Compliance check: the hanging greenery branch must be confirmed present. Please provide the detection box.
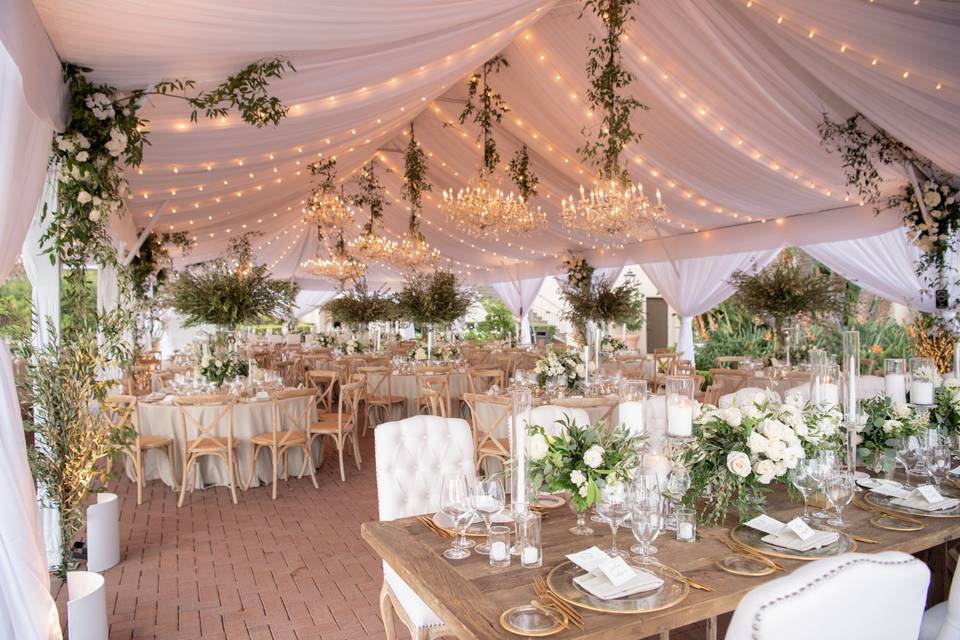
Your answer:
[507,144,539,201]
[350,160,389,234]
[578,0,649,183]
[458,54,510,175]
[127,230,194,303]
[308,157,339,194]
[402,123,432,234]
[165,233,299,328]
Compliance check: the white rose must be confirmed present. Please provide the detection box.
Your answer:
[752,391,768,406]
[766,438,787,462]
[75,150,89,162]
[75,133,90,149]
[105,128,128,157]
[747,431,769,455]
[893,402,912,419]
[773,461,787,476]
[755,459,775,484]
[761,419,787,441]
[578,484,589,497]
[88,210,100,222]
[77,190,92,204]
[214,360,222,368]
[782,449,802,470]
[583,445,604,469]
[742,403,762,420]
[882,419,901,434]
[722,406,743,427]
[569,469,586,486]
[528,433,549,461]
[726,451,752,478]
[924,191,942,208]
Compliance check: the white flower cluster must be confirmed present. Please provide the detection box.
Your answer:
[54,130,128,221]
[944,378,960,412]
[85,92,116,120]
[902,180,958,253]
[563,254,591,289]
[913,365,941,385]
[534,350,583,385]
[342,338,361,354]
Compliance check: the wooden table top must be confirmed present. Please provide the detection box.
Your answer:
[361,486,960,639]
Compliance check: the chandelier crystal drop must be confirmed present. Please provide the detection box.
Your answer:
[301,254,367,284]
[346,233,397,263]
[441,176,546,238]
[394,232,440,270]
[561,178,664,236]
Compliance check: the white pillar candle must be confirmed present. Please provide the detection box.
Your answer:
[667,399,693,437]
[644,452,670,486]
[521,546,539,565]
[618,401,646,436]
[820,382,839,406]
[911,380,934,405]
[678,522,694,541]
[583,345,590,387]
[884,374,907,404]
[491,541,508,561]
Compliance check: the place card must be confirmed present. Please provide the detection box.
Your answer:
[871,484,912,499]
[744,514,785,535]
[567,546,610,573]
[785,517,815,542]
[916,485,944,503]
[598,556,636,587]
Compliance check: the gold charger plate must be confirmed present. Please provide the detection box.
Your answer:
[870,514,924,531]
[863,490,960,519]
[729,525,857,561]
[545,560,688,615]
[715,553,775,577]
[499,605,567,637]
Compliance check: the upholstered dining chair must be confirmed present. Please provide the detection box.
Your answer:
[306,369,338,414]
[104,395,176,505]
[246,389,318,499]
[919,555,960,640]
[359,366,406,427]
[461,392,511,472]
[726,551,929,640]
[374,415,476,640]
[706,368,751,404]
[309,380,363,482]
[173,394,239,507]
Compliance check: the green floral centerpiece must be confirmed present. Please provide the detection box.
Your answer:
[601,335,626,354]
[857,395,922,472]
[685,394,837,526]
[527,417,644,535]
[314,333,335,348]
[408,340,460,362]
[200,355,249,386]
[341,337,363,355]
[533,350,584,391]
[935,378,960,436]
[558,253,644,344]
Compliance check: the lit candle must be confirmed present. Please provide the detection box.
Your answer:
[667,397,693,437]
[820,382,839,406]
[491,541,508,562]
[678,522,694,541]
[885,373,907,404]
[618,401,645,436]
[521,546,539,565]
[911,380,934,405]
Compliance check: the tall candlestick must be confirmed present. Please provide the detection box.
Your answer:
[583,345,590,388]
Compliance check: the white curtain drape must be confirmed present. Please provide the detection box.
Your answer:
[292,290,336,321]
[641,249,780,363]
[0,28,64,640]
[802,227,960,315]
[491,277,546,345]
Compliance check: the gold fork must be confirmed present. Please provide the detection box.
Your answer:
[719,536,785,571]
[533,576,584,630]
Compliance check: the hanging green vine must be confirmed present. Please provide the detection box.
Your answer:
[401,123,432,234]
[351,160,389,234]
[307,157,339,194]
[458,55,510,175]
[508,144,539,201]
[578,0,649,183]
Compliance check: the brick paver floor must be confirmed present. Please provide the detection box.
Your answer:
[53,435,726,639]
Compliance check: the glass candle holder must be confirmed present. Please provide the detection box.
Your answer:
[488,526,511,568]
[510,388,534,516]
[618,379,648,437]
[884,359,908,404]
[665,376,695,438]
[810,362,840,408]
[909,357,936,405]
[675,507,696,543]
[516,511,542,568]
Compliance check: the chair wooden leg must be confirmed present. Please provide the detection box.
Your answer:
[296,446,309,479]
[166,443,178,492]
[178,453,191,508]
[245,445,261,491]
[227,449,238,504]
[305,444,319,489]
[379,582,397,640]
[135,450,143,505]
[351,432,362,468]
[338,437,346,482]
[271,447,278,500]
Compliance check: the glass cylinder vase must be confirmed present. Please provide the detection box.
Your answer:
[909,357,936,406]
[842,330,860,472]
[509,387,534,517]
[884,358,908,404]
[618,379,648,437]
[665,376,695,438]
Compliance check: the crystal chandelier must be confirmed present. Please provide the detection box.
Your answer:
[302,192,350,228]
[394,232,440,270]
[347,232,397,263]
[301,254,366,283]
[561,179,664,236]
[442,176,545,237]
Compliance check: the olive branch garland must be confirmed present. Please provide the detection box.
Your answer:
[350,160,390,235]
[458,54,510,175]
[401,123,432,236]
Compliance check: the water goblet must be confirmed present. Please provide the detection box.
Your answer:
[596,483,631,558]
[810,450,837,519]
[791,459,821,521]
[630,495,663,564]
[824,471,855,528]
[440,474,474,560]
[470,477,505,555]
[925,446,951,490]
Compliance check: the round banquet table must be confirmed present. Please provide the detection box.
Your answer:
[131,395,319,490]
[365,370,470,418]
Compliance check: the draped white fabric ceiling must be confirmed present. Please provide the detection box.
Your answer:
[31,0,960,289]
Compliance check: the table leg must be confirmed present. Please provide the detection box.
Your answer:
[659,631,670,640]
[706,615,718,640]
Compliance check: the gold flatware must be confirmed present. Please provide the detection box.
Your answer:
[530,600,568,629]
[417,515,454,538]
[854,499,923,527]
[659,565,714,592]
[848,534,880,544]
[533,575,584,630]
[719,536,785,571]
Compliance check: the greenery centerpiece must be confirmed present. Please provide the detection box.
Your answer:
[322,281,398,336]
[559,253,644,346]
[396,270,474,341]
[533,350,585,391]
[199,355,249,386]
[856,395,922,472]
[408,339,460,362]
[601,335,627,354]
[935,378,960,437]
[340,337,363,355]
[527,416,644,534]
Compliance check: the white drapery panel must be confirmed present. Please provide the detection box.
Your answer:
[0,28,63,640]
[802,227,960,315]
[641,249,780,363]
[292,290,336,320]
[491,277,546,345]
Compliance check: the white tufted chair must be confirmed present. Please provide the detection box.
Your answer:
[718,387,781,409]
[375,415,476,640]
[859,374,886,400]
[530,404,590,437]
[726,551,929,640]
[919,559,960,640]
[784,383,810,405]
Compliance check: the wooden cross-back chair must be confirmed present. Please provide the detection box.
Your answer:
[358,366,406,427]
[104,394,175,505]
[246,389,318,499]
[173,394,239,507]
[706,368,752,405]
[416,373,451,418]
[467,368,506,394]
[306,369,339,414]
[461,392,512,472]
[309,380,363,482]
[418,387,447,417]
[553,396,618,428]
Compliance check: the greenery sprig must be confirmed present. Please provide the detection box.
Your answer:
[578,0,649,182]
[507,144,539,201]
[308,157,339,195]
[322,282,399,328]
[351,160,389,234]
[559,253,644,334]
[401,124,432,234]
[459,55,510,175]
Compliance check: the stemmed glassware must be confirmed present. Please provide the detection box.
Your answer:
[440,474,476,560]
[924,446,951,490]
[824,471,855,528]
[790,459,821,522]
[810,449,837,519]
[896,437,922,488]
[630,493,663,565]
[470,477,505,555]
[662,464,690,529]
[596,483,631,558]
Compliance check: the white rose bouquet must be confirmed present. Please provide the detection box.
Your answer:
[935,378,960,436]
[685,396,810,526]
[199,356,249,386]
[314,333,335,347]
[341,338,363,355]
[526,416,644,513]
[601,335,626,354]
[533,349,584,391]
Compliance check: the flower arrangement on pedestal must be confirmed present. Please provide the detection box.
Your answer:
[601,335,626,354]
[527,417,644,515]
[314,333,335,348]
[558,253,644,347]
[408,340,460,362]
[533,350,584,391]
[935,378,960,436]
[857,395,923,472]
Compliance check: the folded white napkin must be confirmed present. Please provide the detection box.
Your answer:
[761,528,839,552]
[891,492,960,512]
[572,567,663,600]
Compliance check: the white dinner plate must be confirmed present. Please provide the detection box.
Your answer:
[857,477,902,490]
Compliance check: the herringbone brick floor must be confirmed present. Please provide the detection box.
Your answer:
[52,435,724,639]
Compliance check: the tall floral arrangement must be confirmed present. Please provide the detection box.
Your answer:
[396,270,474,328]
[857,395,922,471]
[322,282,398,329]
[534,350,585,391]
[559,253,644,340]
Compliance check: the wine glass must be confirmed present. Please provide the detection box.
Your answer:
[663,464,691,529]
[824,471,855,528]
[596,483,631,558]
[470,477,505,555]
[790,459,821,521]
[810,450,837,519]
[925,446,951,490]
[630,494,663,564]
[895,437,921,487]
[440,474,474,560]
